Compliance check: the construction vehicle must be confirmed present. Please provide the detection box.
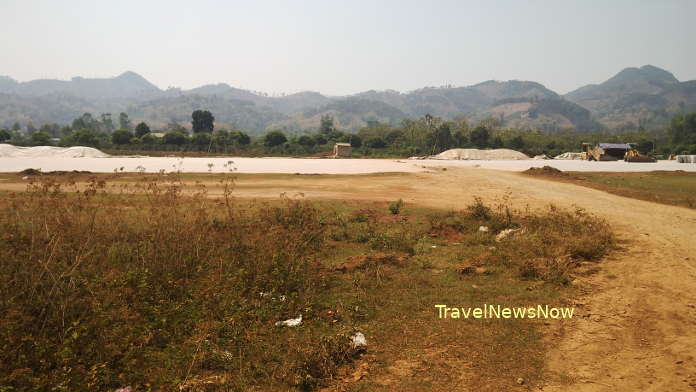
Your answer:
[582,143,656,162]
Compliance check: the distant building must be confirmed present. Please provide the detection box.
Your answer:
[333,143,352,158]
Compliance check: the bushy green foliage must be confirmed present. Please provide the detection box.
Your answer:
[134,122,150,138]
[264,130,288,147]
[111,129,134,145]
[388,199,404,215]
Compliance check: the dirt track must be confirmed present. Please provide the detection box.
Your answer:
[2,167,695,389]
[227,167,696,391]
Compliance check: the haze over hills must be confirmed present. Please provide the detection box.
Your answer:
[1,65,694,135]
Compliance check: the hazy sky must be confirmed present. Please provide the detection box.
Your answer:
[1,0,694,95]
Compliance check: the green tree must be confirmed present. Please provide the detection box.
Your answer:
[140,133,157,145]
[470,125,490,148]
[11,122,21,132]
[192,132,212,147]
[366,137,387,148]
[134,122,151,138]
[39,123,61,137]
[164,131,189,146]
[30,131,51,146]
[192,110,215,133]
[26,122,37,135]
[349,134,362,148]
[232,131,251,146]
[431,123,452,153]
[509,135,525,150]
[119,113,132,130]
[319,114,335,134]
[264,130,287,147]
[314,134,327,145]
[297,135,316,147]
[0,129,11,142]
[111,129,134,145]
[72,113,98,131]
[64,129,101,147]
[100,113,114,132]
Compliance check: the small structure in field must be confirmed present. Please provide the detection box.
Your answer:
[333,143,352,158]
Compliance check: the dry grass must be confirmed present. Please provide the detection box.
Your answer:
[0,175,615,391]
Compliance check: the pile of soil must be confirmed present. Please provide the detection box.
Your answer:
[523,165,569,177]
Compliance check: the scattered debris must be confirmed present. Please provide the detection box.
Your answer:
[516,377,525,385]
[275,315,302,327]
[351,332,367,349]
[495,228,523,242]
[533,154,550,160]
[478,226,489,232]
[114,387,133,392]
[457,263,476,275]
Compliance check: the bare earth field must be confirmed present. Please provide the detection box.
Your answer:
[1,156,696,173]
[1,167,695,390]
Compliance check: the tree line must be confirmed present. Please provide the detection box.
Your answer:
[1,110,695,158]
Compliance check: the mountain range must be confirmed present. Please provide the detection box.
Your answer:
[1,65,694,135]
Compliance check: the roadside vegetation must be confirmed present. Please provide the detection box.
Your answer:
[2,110,695,158]
[525,168,696,209]
[0,174,615,391]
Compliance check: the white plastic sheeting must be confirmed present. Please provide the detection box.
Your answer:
[0,144,109,158]
[431,148,529,160]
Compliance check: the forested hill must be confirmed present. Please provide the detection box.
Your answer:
[1,65,693,134]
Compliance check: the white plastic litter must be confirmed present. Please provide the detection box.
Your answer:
[351,332,367,349]
[478,226,489,232]
[275,315,302,327]
[496,228,522,242]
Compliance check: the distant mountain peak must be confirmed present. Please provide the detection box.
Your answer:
[609,65,678,85]
[117,71,144,79]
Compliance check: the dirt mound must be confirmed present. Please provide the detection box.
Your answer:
[523,165,568,177]
[0,144,109,158]
[430,148,529,160]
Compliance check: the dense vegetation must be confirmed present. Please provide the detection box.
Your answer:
[2,110,696,158]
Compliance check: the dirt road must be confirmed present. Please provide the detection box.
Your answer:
[2,167,695,389]
[226,167,696,391]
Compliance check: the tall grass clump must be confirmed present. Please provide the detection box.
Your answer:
[0,177,353,391]
[429,197,616,285]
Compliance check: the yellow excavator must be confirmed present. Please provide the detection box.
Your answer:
[582,143,656,162]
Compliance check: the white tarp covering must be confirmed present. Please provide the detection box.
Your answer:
[431,148,529,160]
[0,144,109,158]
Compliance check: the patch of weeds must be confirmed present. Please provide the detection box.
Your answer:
[388,199,405,215]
